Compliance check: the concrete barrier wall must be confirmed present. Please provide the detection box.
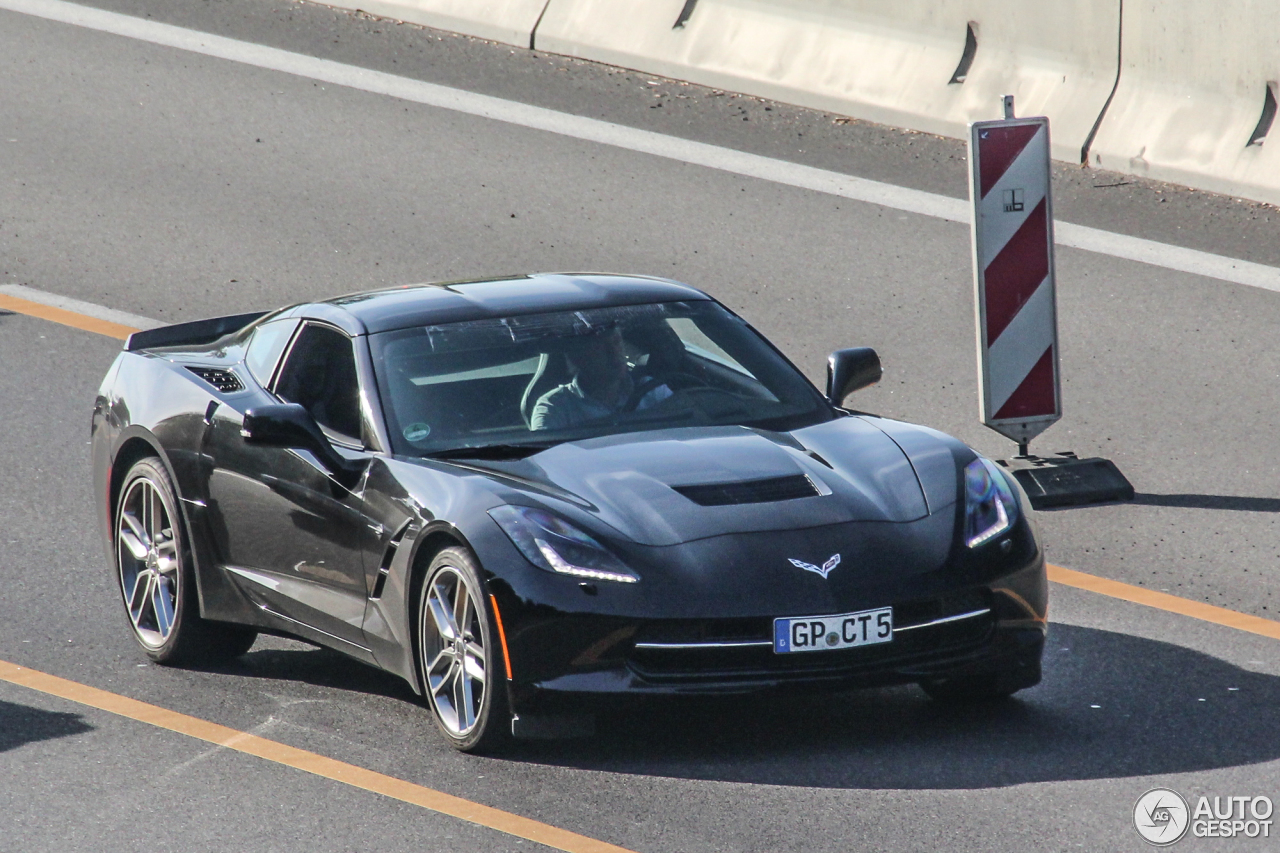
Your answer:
[326,0,549,47]
[326,0,1280,206]
[535,0,1121,163]
[1089,1,1280,206]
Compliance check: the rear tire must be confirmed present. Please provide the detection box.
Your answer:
[114,457,257,665]
[416,546,510,753]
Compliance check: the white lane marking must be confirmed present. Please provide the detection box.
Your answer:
[0,284,161,329]
[1053,222,1280,291]
[4,0,1280,293]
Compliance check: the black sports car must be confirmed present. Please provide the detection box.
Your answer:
[92,273,1046,751]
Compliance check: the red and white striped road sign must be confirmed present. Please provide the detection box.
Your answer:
[968,116,1061,447]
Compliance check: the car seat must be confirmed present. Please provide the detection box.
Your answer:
[520,351,572,428]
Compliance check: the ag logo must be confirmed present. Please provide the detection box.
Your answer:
[788,554,841,579]
[1134,788,1190,846]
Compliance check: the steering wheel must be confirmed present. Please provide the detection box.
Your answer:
[665,385,758,419]
[623,372,701,411]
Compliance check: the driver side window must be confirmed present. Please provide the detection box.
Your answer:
[274,324,363,444]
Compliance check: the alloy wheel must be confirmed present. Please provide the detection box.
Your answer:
[116,476,181,649]
[420,565,488,736]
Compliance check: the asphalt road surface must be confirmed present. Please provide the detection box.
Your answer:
[2,2,1279,851]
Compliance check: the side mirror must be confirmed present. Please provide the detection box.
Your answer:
[242,403,364,483]
[826,347,882,407]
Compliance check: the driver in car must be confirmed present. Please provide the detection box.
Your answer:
[531,327,673,431]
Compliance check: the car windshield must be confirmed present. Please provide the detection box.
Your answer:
[369,300,833,457]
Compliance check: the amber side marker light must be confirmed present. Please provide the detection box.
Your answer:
[490,594,514,681]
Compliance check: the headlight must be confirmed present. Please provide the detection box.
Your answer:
[488,506,639,583]
[963,457,1018,548]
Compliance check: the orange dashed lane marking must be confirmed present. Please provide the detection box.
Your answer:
[0,292,140,339]
[0,660,635,853]
[1047,563,1280,642]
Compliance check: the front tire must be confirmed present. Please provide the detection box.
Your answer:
[417,546,509,753]
[920,660,1041,702]
[115,457,257,664]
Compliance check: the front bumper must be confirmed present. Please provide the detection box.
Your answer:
[476,483,1049,714]
[500,558,1046,712]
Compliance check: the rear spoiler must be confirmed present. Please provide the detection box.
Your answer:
[125,311,267,352]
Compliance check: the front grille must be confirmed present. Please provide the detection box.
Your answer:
[673,474,819,506]
[185,366,244,393]
[634,617,770,647]
[627,590,994,683]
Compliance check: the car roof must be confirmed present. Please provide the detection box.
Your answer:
[288,273,712,335]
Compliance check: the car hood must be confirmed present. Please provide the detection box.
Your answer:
[466,418,961,547]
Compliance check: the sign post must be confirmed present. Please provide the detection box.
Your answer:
[969,101,1060,457]
[967,97,1134,508]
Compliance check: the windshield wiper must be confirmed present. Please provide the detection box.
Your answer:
[425,442,556,461]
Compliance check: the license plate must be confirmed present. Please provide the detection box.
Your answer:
[773,607,893,654]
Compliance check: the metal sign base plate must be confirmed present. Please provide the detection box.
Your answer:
[999,453,1135,510]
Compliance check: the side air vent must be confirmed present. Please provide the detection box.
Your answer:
[370,522,412,600]
[673,474,819,506]
[185,366,245,393]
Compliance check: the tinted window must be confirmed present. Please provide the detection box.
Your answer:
[370,301,831,456]
[275,324,362,442]
[244,318,300,386]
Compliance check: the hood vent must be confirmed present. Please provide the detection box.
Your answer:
[186,366,244,393]
[673,474,819,506]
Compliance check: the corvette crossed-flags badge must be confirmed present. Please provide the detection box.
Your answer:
[788,554,841,579]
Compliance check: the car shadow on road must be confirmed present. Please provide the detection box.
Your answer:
[1130,493,1280,512]
[0,699,94,753]
[505,624,1280,790]
[1037,492,1280,513]
[193,646,421,705]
